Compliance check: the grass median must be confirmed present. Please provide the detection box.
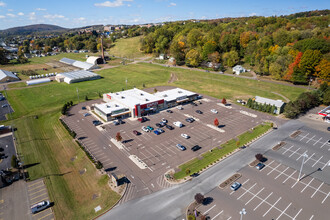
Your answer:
[173,122,272,180]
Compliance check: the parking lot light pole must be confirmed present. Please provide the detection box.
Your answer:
[297,153,308,181]
[239,208,246,220]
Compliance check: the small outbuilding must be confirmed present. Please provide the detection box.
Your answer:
[0,69,20,83]
[56,70,101,84]
[86,56,104,65]
[59,58,99,71]
[232,65,245,75]
[26,78,51,86]
[255,96,285,114]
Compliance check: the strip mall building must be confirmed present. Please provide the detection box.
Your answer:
[94,88,198,121]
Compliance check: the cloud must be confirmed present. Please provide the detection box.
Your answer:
[18,12,24,16]
[0,1,6,7]
[44,14,65,19]
[78,17,85,21]
[168,2,176,7]
[36,8,46,11]
[28,12,36,20]
[94,0,133,8]
[7,9,13,11]
[0,15,5,19]
[249,12,257,16]
[6,13,15,18]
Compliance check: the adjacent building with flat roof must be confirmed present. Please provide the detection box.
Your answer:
[55,70,101,84]
[154,88,198,108]
[255,96,285,114]
[94,102,130,121]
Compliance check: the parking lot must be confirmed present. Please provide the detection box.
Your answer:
[0,98,13,121]
[63,94,283,203]
[197,158,329,220]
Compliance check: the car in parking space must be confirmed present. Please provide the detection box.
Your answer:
[92,120,102,126]
[327,139,330,144]
[160,122,166,127]
[154,130,160,135]
[177,106,183,110]
[31,200,51,214]
[181,133,190,139]
[83,113,90,117]
[81,106,86,110]
[138,117,147,123]
[256,163,265,170]
[185,118,195,123]
[157,128,164,133]
[167,110,173,113]
[173,121,183,127]
[196,110,203,114]
[191,102,198,106]
[176,144,186,151]
[118,119,125,124]
[133,130,140,135]
[211,109,218,114]
[230,182,241,191]
[142,126,149,132]
[155,123,162,127]
[2,104,8,108]
[191,145,201,151]
[166,125,174,130]
[161,118,167,123]
[327,127,330,131]
[147,126,154,131]
[113,121,119,125]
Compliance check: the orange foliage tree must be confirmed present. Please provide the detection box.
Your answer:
[283,52,303,81]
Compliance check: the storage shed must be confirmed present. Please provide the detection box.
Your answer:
[0,69,20,83]
[59,58,99,71]
[26,78,51,86]
[56,70,101,84]
[86,56,104,65]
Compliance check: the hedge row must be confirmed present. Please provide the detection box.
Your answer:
[75,140,103,170]
[59,118,76,138]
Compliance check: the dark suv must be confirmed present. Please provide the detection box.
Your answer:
[191,145,201,151]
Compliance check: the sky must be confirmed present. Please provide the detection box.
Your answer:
[0,0,328,30]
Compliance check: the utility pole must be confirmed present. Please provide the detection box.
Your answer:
[297,153,308,181]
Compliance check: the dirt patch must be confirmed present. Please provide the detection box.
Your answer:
[168,72,177,83]
[46,60,79,72]
[79,168,86,175]
[273,141,286,151]
[219,173,241,189]
[249,159,260,167]
[290,130,301,138]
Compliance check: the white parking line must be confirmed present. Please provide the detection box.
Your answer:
[313,137,322,146]
[304,153,315,164]
[211,210,223,220]
[320,141,327,149]
[306,135,315,143]
[226,217,231,220]
[291,179,299,188]
[301,178,314,193]
[312,156,323,167]
[293,208,302,220]
[264,160,274,169]
[321,192,329,204]
[203,204,216,215]
[276,202,291,220]
[296,150,308,161]
[245,187,264,205]
[275,167,289,179]
[282,145,294,154]
[300,133,309,141]
[238,183,257,200]
[321,159,330,170]
[289,147,301,157]
[311,182,324,198]
[263,197,281,217]
[267,164,281,176]
[309,215,314,220]
[283,170,296,183]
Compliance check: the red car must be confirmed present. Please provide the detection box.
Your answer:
[133,130,140,135]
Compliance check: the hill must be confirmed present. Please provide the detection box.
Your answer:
[0,24,67,37]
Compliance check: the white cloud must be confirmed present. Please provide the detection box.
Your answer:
[44,14,65,19]
[0,15,5,19]
[28,12,36,20]
[0,1,6,7]
[18,12,24,16]
[7,9,13,11]
[78,17,85,21]
[168,2,176,7]
[94,0,133,8]
[36,8,46,11]
[6,13,15,18]
[249,12,257,16]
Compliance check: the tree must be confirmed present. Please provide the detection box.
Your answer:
[323,89,330,105]
[116,132,122,142]
[89,42,98,53]
[255,153,264,162]
[202,41,217,61]
[314,59,330,82]
[299,49,322,78]
[221,98,227,105]
[0,48,9,65]
[194,193,204,204]
[11,155,18,168]
[222,50,239,67]
[85,95,88,101]
[214,118,219,127]
[208,51,220,64]
[185,49,201,67]
[154,88,158,93]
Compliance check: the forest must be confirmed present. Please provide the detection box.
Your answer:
[141,10,330,84]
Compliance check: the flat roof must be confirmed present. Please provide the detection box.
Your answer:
[95,102,128,115]
[59,57,96,70]
[154,88,197,102]
[255,96,285,108]
[107,88,163,108]
[57,70,99,80]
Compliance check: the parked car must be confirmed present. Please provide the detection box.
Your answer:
[177,106,183,110]
[167,110,173,113]
[81,106,86,110]
[155,123,162,127]
[147,126,154,131]
[31,200,51,214]
[92,120,102,126]
[191,102,198,106]
[157,128,164,133]
[113,121,119,125]
[327,139,330,144]
[196,110,203,114]
[211,109,218,114]
[161,118,168,123]
[133,130,140,135]
[138,117,147,123]
[160,122,166,127]
[118,119,125,124]
[181,133,190,139]
[256,163,265,170]
[154,130,160,135]
[142,126,149,132]
[185,118,195,123]
[190,173,199,177]
[173,121,183,127]
[191,145,201,151]
[176,144,186,151]
[327,127,330,131]
[1,104,8,108]
[166,125,174,130]
[230,182,241,191]
[83,113,90,117]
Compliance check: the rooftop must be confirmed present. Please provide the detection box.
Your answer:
[0,69,19,81]
[255,96,285,108]
[57,70,99,80]
[154,88,197,102]
[95,102,128,115]
[59,58,97,70]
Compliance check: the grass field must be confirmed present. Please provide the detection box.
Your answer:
[173,123,272,179]
[108,36,145,59]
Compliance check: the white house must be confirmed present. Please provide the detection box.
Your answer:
[232,65,246,75]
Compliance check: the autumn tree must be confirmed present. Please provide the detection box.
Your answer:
[283,52,303,81]
[116,132,122,142]
[194,193,204,204]
[202,41,217,61]
[222,50,239,67]
[208,51,221,63]
[314,59,330,82]
[299,49,322,78]
[221,98,227,105]
[185,49,201,67]
[214,118,219,127]
[255,153,264,162]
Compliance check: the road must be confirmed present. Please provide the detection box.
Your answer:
[98,120,304,220]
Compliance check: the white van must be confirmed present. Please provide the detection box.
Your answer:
[173,121,183,128]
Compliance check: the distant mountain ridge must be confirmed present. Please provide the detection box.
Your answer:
[0,24,67,37]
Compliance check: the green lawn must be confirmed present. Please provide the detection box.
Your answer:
[173,123,272,179]
[108,36,145,59]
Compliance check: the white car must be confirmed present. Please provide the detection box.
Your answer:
[161,118,168,123]
[177,106,183,110]
[173,121,183,128]
[211,109,218,114]
[142,126,149,132]
[181,133,190,139]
